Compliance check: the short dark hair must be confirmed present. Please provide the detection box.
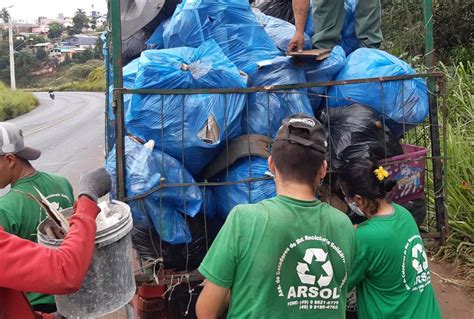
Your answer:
[338,159,396,200]
[271,126,325,186]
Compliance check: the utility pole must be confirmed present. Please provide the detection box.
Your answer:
[2,5,15,90]
[8,22,15,90]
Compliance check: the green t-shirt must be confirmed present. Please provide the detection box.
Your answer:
[199,195,356,318]
[0,171,74,308]
[348,204,441,319]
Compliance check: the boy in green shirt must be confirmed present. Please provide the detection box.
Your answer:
[196,115,356,318]
[339,159,441,319]
[0,122,74,313]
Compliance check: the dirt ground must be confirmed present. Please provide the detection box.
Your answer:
[430,260,473,319]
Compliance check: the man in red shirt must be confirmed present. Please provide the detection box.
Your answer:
[0,167,111,319]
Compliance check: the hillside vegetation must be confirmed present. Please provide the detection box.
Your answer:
[0,83,39,121]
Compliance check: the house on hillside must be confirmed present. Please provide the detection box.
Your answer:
[50,45,86,63]
[65,34,98,48]
[31,42,53,54]
[32,16,73,34]
[33,17,58,34]
[94,16,107,28]
[0,23,38,34]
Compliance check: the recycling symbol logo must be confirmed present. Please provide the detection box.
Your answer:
[411,243,428,273]
[296,248,334,287]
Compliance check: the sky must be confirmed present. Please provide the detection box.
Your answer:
[2,0,107,23]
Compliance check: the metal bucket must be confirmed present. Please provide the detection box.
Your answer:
[37,200,135,318]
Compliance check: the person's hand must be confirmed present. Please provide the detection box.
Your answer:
[78,167,112,202]
[288,32,305,52]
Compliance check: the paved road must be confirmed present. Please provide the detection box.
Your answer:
[3,92,106,195]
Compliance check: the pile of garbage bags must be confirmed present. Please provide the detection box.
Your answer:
[328,48,429,137]
[162,0,281,72]
[106,137,202,244]
[104,0,430,268]
[126,40,247,175]
[243,56,314,136]
[212,156,276,219]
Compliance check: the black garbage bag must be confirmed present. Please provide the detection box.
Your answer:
[256,0,295,24]
[400,198,427,227]
[167,281,203,318]
[122,0,179,65]
[132,214,221,271]
[319,103,403,170]
[122,29,150,66]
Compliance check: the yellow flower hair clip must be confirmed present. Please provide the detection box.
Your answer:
[374,166,389,181]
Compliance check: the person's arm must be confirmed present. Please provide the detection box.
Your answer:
[0,167,111,295]
[196,280,230,319]
[288,0,310,52]
[196,207,244,318]
[0,196,100,294]
[348,237,370,291]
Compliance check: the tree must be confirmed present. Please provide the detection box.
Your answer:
[93,38,103,59]
[29,34,47,45]
[35,48,47,61]
[90,18,97,31]
[0,7,10,23]
[67,26,81,36]
[73,48,94,64]
[96,24,106,33]
[433,0,474,61]
[0,42,11,84]
[13,34,47,51]
[72,9,89,32]
[14,38,26,51]
[14,49,38,87]
[63,54,72,66]
[48,22,65,40]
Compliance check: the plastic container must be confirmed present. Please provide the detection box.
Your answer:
[37,200,136,318]
[379,144,429,203]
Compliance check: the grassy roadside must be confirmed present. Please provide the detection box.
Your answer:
[30,61,105,92]
[0,83,39,121]
[434,62,474,281]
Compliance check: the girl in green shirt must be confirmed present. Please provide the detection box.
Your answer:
[338,159,441,319]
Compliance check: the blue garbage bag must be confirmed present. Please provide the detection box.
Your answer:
[146,18,171,50]
[107,59,138,121]
[328,48,429,137]
[243,56,314,137]
[200,186,217,220]
[340,0,359,55]
[126,40,247,175]
[304,46,346,111]
[123,58,140,113]
[253,9,311,52]
[212,156,276,219]
[106,58,140,151]
[106,136,202,244]
[162,0,281,72]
